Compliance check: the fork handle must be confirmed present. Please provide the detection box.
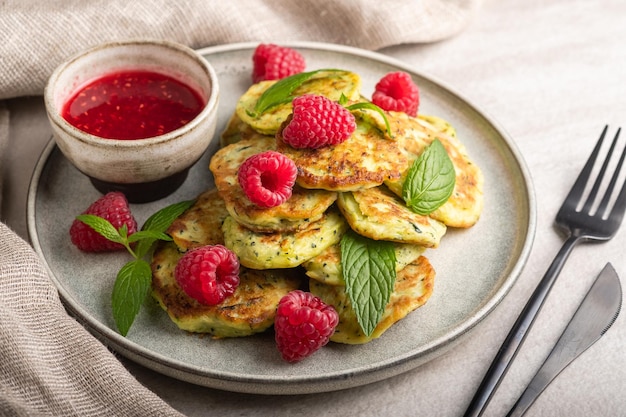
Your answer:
[463,235,581,417]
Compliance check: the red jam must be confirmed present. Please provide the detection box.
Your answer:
[61,70,205,140]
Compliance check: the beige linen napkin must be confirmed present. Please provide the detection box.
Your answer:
[0,103,7,213]
[0,1,479,415]
[0,223,183,417]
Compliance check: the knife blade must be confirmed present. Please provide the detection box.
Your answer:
[506,262,622,417]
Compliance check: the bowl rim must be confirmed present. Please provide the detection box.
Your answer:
[43,38,220,148]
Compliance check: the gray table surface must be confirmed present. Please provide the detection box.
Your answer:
[3,1,626,416]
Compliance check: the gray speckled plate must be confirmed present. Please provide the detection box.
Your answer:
[27,42,536,395]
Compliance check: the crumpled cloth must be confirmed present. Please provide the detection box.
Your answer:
[0,102,7,213]
[0,0,480,100]
[0,223,183,417]
[0,1,479,415]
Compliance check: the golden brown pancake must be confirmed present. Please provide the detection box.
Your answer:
[276,116,409,192]
[222,208,348,270]
[303,242,425,286]
[166,188,229,252]
[209,137,338,233]
[337,186,447,248]
[383,112,484,228]
[236,70,362,135]
[151,241,302,338]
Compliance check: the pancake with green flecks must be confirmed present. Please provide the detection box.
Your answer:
[236,69,362,135]
[209,137,338,233]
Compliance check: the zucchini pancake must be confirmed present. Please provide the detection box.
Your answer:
[151,68,484,346]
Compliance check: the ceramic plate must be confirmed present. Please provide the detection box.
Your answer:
[27,42,536,395]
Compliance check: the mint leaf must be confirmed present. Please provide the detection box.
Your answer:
[127,230,172,244]
[111,259,152,336]
[76,214,124,245]
[141,199,195,232]
[402,139,456,215]
[134,199,194,258]
[341,230,396,337]
[253,69,342,115]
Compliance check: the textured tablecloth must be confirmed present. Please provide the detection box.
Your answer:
[0,1,481,416]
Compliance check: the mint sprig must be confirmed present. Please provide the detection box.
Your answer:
[341,230,397,337]
[402,139,456,215]
[76,199,194,336]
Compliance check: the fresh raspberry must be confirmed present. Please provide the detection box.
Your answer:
[252,43,306,83]
[238,150,297,208]
[372,71,420,117]
[274,290,339,363]
[174,245,240,306]
[70,191,138,252]
[281,94,356,149]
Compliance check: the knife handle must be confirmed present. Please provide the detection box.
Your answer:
[463,236,581,417]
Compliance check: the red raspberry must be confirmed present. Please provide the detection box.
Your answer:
[238,150,297,208]
[274,290,339,363]
[281,94,356,149]
[372,71,420,117]
[252,43,306,83]
[70,191,138,252]
[174,245,240,306]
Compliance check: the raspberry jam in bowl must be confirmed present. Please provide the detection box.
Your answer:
[44,40,219,203]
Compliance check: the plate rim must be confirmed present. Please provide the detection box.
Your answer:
[27,41,537,395]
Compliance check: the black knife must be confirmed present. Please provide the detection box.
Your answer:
[506,262,622,416]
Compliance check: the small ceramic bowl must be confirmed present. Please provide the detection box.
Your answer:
[44,39,219,203]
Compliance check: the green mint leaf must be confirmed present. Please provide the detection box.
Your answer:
[341,230,396,337]
[111,259,152,336]
[134,199,194,258]
[127,230,172,244]
[141,199,195,232]
[402,139,456,215]
[76,214,124,245]
[253,69,342,115]
[118,224,128,240]
[346,101,393,138]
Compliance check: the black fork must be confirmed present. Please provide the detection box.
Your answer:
[464,125,626,417]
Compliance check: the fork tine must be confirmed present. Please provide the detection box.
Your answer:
[609,169,626,228]
[582,127,618,213]
[564,125,608,208]
[597,128,626,218]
